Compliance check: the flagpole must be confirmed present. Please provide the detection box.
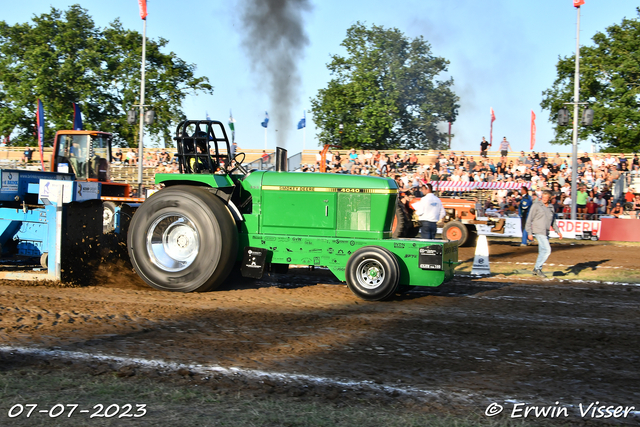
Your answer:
[264,127,267,150]
[303,126,306,151]
[137,16,147,197]
[570,5,581,221]
[36,100,45,171]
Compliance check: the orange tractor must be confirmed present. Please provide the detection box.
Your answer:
[49,130,144,232]
[394,196,505,246]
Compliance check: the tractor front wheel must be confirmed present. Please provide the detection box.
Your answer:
[345,246,400,301]
[128,186,238,292]
[442,221,469,247]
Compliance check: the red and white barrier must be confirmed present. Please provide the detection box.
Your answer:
[428,181,531,191]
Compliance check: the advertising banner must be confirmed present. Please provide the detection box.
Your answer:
[475,218,601,239]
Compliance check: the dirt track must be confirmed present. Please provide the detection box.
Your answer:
[0,242,639,422]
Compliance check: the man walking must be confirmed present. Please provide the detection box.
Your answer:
[499,137,512,158]
[518,186,533,246]
[525,190,563,278]
[413,183,445,239]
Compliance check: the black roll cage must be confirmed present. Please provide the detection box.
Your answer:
[174,120,233,174]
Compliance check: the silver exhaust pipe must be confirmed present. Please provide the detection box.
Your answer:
[275,147,288,172]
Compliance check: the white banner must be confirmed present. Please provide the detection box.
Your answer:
[475,217,601,239]
[551,219,601,239]
[476,217,522,237]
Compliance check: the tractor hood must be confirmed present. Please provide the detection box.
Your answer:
[261,171,398,192]
[242,171,398,239]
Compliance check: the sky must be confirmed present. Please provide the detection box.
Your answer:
[3,0,639,155]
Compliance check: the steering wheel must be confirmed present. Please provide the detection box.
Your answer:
[228,152,248,175]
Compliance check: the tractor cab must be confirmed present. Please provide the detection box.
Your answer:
[173,120,246,177]
[52,131,112,182]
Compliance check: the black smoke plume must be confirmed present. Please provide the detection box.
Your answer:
[239,0,312,148]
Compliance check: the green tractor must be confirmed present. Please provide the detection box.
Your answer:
[127,120,458,301]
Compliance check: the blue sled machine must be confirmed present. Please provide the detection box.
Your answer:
[0,169,103,282]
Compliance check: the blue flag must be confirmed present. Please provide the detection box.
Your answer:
[261,111,269,128]
[72,102,83,130]
[297,110,306,130]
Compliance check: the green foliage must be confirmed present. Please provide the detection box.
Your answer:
[310,22,459,150]
[0,4,213,147]
[541,9,640,152]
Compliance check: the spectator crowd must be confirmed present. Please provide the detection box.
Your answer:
[111,147,179,174]
[106,142,640,219]
[305,148,640,219]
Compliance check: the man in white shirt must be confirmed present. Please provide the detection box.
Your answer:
[604,153,617,168]
[413,183,446,239]
[399,172,409,188]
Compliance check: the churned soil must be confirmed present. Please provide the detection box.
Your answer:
[0,241,639,423]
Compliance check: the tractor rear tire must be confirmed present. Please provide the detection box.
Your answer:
[392,202,418,238]
[442,221,469,247]
[392,204,406,238]
[345,246,400,301]
[127,186,238,292]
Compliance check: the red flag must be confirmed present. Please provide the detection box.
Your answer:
[530,111,537,150]
[574,0,584,7]
[490,107,496,144]
[138,0,148,20]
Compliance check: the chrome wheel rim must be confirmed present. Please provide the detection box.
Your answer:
[103,207,114,227]
[355,259,385,290]
[146,213,200,272]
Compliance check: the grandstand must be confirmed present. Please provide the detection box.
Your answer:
[2,145,637,215]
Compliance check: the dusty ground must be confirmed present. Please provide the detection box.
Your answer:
[0,241,639,424]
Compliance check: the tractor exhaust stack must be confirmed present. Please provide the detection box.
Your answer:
[275,147,288,172]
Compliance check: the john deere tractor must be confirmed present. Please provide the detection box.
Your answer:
[127,120,457,301]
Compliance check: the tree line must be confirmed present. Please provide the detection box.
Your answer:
[1,5,638,152]
[0,4,212,147]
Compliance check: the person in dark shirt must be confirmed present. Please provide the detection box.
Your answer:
[579,152,591,164]
[617,154,627,171]
[518,186,533,246]
[21,147,34,163]
[458,152,467,168]
[112,148,124,163]
[448,152,458,165]
[467,156,477,171]
[540,152,548,164]
[480,137,491,158]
